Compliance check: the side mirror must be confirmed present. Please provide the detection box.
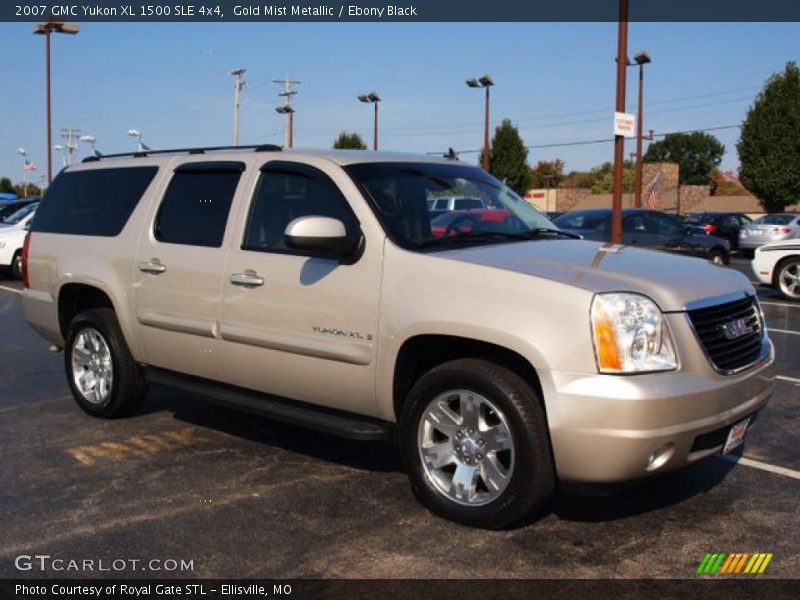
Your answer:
[284,216,361,258]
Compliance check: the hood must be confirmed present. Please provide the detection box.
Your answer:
[437,239,751,312]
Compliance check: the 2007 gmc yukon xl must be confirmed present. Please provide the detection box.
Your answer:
[22,147,774,528]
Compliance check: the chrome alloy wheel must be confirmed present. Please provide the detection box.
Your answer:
[71,327,114,405]
[778,261,800,300]
[418,389,515,506]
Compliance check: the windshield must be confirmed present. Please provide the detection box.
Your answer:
[2,202,38,225]
[345,162,553,249]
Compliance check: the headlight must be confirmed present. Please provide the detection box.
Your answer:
[590,293,677,373]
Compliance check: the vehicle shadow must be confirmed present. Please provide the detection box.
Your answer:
[141,384,403,473]
[553,456,738,523]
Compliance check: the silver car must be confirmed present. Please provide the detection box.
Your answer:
[739,213,800,250]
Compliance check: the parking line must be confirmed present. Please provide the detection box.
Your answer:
[761,300,800,309]
[776,375,800,384]
[721,455,800,481]
[768,328,800,336]
[0,285,20,294]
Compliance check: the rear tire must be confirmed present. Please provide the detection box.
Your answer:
[399,358,555,529]
[10,251,22,279]
[65,308,148,418]
[708,248,728,266]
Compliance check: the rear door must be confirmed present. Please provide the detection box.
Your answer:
[133,161,246,380]
[217,160,383,416]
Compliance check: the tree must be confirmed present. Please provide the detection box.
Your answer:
[643,132,724,185]
[333,132,366,150]
[487,119,532,195]
[710,169,747,197]
[589,160,635,194]
[529,159,565,189]
[738,61,800,212]
[0,177,15,194]
[14,182,43,197]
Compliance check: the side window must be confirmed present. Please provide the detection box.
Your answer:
[31,167,158,236]
[454,198,483,210]
[435,199,449,210]
[647,213,682,235]
[243,164,358,253]
[155,163,243,247]
[623,215,646,232]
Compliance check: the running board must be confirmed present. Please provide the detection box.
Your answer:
[146,368,395,441]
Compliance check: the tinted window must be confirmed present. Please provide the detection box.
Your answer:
[623,215,646,232]
[554,213,609,230]
[647,213,683,235]
[243,164,358,252]
[155,165,242,247]
[31,167,158,236]
[454,198,483,210]
[435,199,449,210]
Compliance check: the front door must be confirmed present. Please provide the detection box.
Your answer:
[218,161,383,417]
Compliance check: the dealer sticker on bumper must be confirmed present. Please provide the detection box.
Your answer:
[723,418,751,454]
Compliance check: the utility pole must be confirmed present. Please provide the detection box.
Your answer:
[33,21,79,184]
[611,0,629,244]
[230,68,247,146]
[60,128,80,166]
[274,78,300,148]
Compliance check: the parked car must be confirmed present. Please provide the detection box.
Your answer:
[546,211,564,221]
[751,240,800,301]
[427,196,485,219]
[0,201,38,278]
[22,147,773,529]
[0,198,39,222]
[739,213,800,252]
[682,212,752,251]
[430,209,526,237]
[554,208,731,265]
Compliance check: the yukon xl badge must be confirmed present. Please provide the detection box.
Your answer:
[720,318,754,340]
[313,326,373,341]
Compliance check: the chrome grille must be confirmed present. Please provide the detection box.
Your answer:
[687,295,764,373]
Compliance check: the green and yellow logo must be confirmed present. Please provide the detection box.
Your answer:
[697,552,773,574]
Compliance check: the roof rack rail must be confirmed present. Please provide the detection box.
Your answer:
[81,144,283,163]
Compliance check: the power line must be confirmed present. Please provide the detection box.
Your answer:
[450,124,742,155]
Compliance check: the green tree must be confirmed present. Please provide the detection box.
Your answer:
[333,132,367,150]
[643,132,724,185]
[0,177,15,194]
[738,61,800,212]
[529,159,565,189]
[486,119,532,195]
[589,160,635,194]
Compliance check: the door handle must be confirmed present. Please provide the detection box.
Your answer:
[139,260,166,274]
[230,272,265,287]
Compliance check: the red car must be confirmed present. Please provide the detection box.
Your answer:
[430,209,524,237]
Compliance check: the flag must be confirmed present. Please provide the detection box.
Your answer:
[644,172,661,209]
[23,160,37,172]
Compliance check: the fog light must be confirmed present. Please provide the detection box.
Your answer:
[645,443,675,471]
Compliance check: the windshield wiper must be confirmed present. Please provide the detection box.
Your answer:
[522,227,583,239]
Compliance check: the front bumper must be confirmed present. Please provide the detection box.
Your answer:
[544,333,774,484]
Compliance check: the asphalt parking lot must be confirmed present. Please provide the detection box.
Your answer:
[1,256,798,579]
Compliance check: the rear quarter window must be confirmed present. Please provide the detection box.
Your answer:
[31,167,158,236]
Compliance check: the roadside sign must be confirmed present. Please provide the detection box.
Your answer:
[614,112,636,137]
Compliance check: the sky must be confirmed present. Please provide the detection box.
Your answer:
[0,21,798,184]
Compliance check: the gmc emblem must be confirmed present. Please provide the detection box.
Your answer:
[720,318,754,340]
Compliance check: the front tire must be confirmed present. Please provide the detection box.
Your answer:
[708,248,728,266]
[776,258,800,301]
[11,251,22,279]
[65,308,148,418]
[399,358,555,529]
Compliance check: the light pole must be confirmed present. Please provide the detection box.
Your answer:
[79,134,101,157]
[53,144,67,167]
[611,0,629,245]
[33,21,79,184]
[358,92,381,150]
[633,51,651,208]
[230,68,247,146]
[127,129,150,152]
[17,148,28,197]
[466,74,494,171]
[275,105,295,148]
